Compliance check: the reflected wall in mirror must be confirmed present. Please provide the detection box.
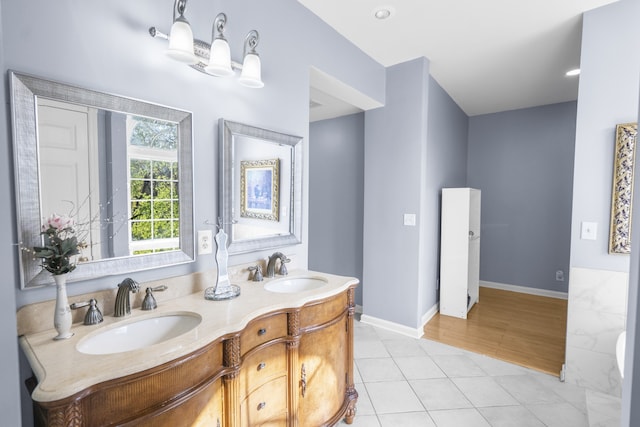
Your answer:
[219,119,302,254]
[10,71,195,288]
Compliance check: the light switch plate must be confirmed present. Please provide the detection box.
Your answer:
[403,213,416,226]
[581,222,597,240]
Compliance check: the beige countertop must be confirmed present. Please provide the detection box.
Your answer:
[19,269,358,403]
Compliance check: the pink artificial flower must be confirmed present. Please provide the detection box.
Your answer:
[43,214,75,231]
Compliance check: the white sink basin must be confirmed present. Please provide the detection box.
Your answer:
[264,276,328,293]
[77,312,201,355]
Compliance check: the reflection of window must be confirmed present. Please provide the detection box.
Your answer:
[127,116,179,255]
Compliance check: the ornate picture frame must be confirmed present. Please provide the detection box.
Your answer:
[609,123,638,254]
[240,159,280,221]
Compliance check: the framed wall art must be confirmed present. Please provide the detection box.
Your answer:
[240,159,280,221]
[609,122,638,254]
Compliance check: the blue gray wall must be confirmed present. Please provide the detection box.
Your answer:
[570,0,639,273]
[363,58,430,329]
[425,77,468,305]
[0,1,22,424]
[467,102,577,292]
[0,1,385,423]
[575,0,640,424]
[309,113,365,306]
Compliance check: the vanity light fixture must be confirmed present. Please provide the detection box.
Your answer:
[149,0,264,88]
[565,68,580,77]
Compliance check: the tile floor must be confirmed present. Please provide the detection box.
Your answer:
[339,318,621,427]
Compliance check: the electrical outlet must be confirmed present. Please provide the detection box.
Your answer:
[198,230,213,255]
[555,270,564,281]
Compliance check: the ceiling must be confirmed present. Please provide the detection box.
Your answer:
[302,0,618,121]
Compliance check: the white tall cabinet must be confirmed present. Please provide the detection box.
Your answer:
[439,188,481,319]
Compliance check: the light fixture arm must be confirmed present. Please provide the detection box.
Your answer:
[212,13,227,40]
[243,30,260,57]
[173,0,188,22]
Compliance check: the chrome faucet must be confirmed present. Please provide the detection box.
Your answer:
[266,252,290,278]
[114,278,140,317]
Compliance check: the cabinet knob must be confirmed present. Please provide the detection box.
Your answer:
[258,328,267,336]
[257,401,266,411]
[257,362,266,371]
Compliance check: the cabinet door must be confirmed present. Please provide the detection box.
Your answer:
[297,314,348,425]
[132,377,224,427]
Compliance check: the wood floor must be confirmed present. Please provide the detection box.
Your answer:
[423,287,568,376]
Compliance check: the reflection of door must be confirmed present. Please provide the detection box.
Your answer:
[38,99,100,260]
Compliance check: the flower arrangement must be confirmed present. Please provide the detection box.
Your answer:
[32,214,87,276]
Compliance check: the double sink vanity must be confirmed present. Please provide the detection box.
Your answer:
[19,269,359,426]
[9,72,347,426]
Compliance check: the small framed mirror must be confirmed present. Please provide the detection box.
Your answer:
[219,119,302,254]
[10,71,195,288]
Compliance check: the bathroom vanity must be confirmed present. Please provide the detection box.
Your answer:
[19,271,358,426]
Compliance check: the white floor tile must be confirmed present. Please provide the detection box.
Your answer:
[355,340,391,359]
[451,376,519,407]
[338,414,381,426]
[354,362,363,384]
[353,385,376,416]
[418,339,466,355]
[478,406,546,427]
[382,338,427,357]
[585,389,621,427]
[431,354,486,377]
[394,356,447,380]
[495,375,565,405]
[378,411,436,427]
[428,408,491,427]
[409,378,473,410]
[365,381,425,414]
[356,358,405,382]
[527,402,589,427]
[350,319,619,427]
[466,352,531,376]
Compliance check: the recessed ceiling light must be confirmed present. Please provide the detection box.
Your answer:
[565,68,580,77]
[373,6,395,20]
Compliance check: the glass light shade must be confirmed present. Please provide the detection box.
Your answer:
[167,18,197,64]
[205,38,234,77]
[238,53,264,88]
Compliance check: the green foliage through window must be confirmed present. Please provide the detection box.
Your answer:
[128,116,179,253]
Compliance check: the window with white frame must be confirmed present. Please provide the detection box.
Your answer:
[126,115,180,255]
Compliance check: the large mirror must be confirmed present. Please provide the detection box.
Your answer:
[10,71,195,288]
[219,119,302,254]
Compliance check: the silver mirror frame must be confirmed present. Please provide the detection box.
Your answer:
[9,71,195,288]
[219,119,302,254]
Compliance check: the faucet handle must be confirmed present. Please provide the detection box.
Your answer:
[141,285,168,310]
[248,265,263,281]
[71,298,103,325]
[279,257,290,276]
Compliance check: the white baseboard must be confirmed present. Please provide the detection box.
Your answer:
[360,303,439,339]
[480,280,568,300]
[421,303,439,326]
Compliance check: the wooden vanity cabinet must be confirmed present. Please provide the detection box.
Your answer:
[29,285,358,426]
[30,337,227,427]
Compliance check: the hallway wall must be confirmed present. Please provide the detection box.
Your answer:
[467,102,577,293]
[309,113,365,306]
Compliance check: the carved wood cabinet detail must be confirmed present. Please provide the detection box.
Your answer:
[29,286,358,426]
